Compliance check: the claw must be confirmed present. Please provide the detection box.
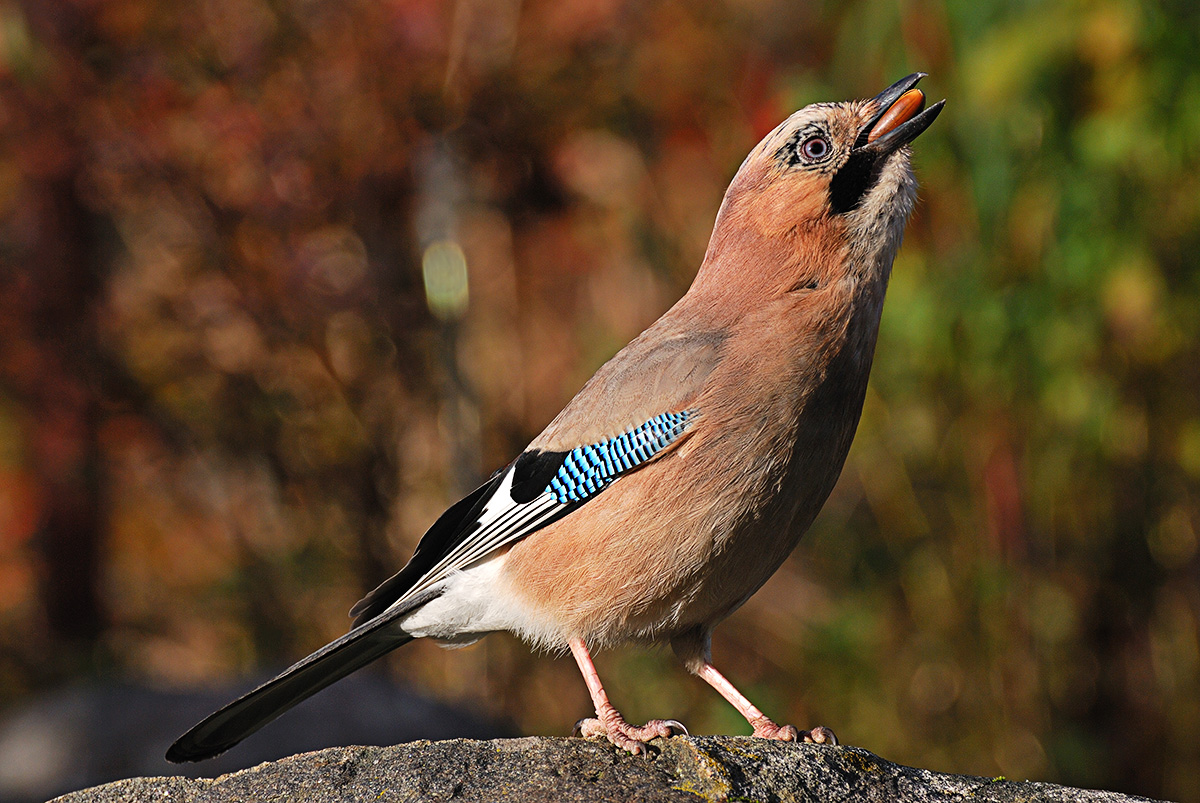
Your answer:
[801,726,838,746]
[661,719,689,736]
[574,716,687,754]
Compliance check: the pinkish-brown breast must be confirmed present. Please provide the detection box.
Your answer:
[501,269,886,648]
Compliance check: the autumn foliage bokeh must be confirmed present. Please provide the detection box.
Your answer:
[2,0,1199,799]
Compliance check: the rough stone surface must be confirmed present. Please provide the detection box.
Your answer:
[51,736,1166,803]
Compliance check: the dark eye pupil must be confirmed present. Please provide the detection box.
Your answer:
[801,137,829,160]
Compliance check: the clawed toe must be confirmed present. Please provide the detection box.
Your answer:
[580,711,835,751]
[622,718,687,741]
[574,716,688,754]
[750,717,838,746]
[751,720,799,740]
[801,725,838,745]
[661,719,689,736]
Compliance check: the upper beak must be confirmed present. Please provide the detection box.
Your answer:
[854,73,945,153]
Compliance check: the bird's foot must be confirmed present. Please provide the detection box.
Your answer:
[575,714,688,755]
[749,717,838,745]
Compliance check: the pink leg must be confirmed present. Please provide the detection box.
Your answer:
[695,661,837,745]
[569,637,687,754]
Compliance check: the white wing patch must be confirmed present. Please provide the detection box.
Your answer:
[382,467,563,614]
[374,409,696,623]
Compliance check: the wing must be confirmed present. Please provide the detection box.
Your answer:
[533,326,727,451]
[350,409,697,625]
[353,319,727,625]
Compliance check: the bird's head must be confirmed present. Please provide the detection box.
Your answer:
[695,74,944,297]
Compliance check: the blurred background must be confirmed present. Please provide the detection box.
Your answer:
[0,0,1198,800]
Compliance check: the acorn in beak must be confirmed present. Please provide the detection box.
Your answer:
[857,72,945,154]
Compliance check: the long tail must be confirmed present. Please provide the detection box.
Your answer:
[166,612,417,762]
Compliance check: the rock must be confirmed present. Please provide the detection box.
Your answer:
[50,736,1165,803]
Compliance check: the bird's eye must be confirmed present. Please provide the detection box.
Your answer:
[799,136,830,162]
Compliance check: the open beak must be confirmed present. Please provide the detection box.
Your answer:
[855,73,945,154]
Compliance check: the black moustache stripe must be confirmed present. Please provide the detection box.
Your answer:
[829,149,884,215]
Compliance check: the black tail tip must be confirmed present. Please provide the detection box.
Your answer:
[165,739,221,763]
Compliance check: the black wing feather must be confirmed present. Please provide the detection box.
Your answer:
[510,449,568,503]
[349,472,504,625]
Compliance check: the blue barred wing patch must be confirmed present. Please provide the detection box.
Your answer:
[355,409,697,620]
[546,410,694,503]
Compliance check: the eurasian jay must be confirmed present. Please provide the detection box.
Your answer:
[168,74,944,762]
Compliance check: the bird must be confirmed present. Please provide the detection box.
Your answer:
[167,73,944,762]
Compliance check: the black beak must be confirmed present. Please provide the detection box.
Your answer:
[853,73,945,153]
[829,73,945,215]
